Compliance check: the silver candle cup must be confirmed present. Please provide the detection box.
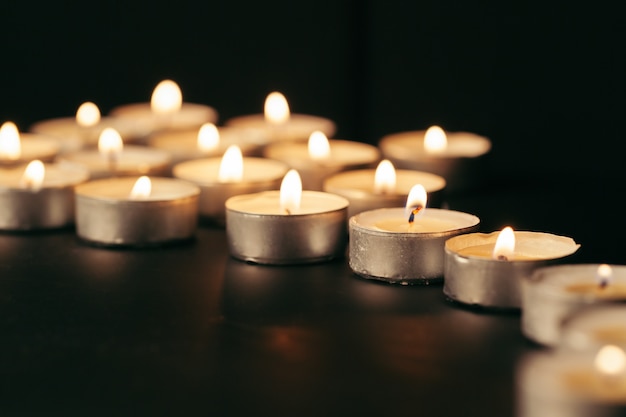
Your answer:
[225,190,349,264]
[349,207,480,285]
[443,231,580,310]
[75,176,200,247]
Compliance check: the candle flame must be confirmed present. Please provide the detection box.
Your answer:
[595,345,626,376]
[373,159,396,194]
[492,226,515,261]
[76,101,101,127]
[264,91,290,125]
[218,145,244,182]
[20,160,45,191]
[197,123,220,152]
[308,131,331,161]
[0,121,21,159]
[151,79,183,115]
[424,125,447,154]
[98,127,124,156]
[405,184,427,223]
[130,176,152,199]
[597,263,613,288]
[280,169,302,214]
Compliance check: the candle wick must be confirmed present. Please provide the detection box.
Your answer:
[408,206,423,224]
[107,152,118,177]
[599,279,609,289]
[497,255,509,261]
[285,208,291,215]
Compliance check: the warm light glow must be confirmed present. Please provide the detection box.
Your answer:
[280,169,302,214]
[373,159,396,194]
[98,128,124,155]
[597,264,613,288]
[0,121,21,159]
[307,131,331,161]
[20,160,45,191]
[197,123,220,152]
[595,345,626,376]
[492,226,515,260]
[405,184,427,214]
[150,79,183,115]
[76,102,101,127]
[218,145,244,182]
[130,176,152,199]
[424,125,448,154]
[264,91,290,124]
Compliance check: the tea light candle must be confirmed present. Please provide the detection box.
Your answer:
[560,305,626,353]
[379,125,491,193]
[0,160,89,230]
[443,227,580,310]
[323,159,446,218]
[521,264,626,347]
[225,169,349,264]
[29,101,146,153]
[75,175,200,247]
[224,91,336,144]
[172,145,289,225]
[57,127,171,179]
[108,79,218,137]
[0,121,59,166]
[517,347,626,417]
[147,123,265,165]
[349,184,480,284]
[263,131,381,190]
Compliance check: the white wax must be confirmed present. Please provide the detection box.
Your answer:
[0,133,60,165]
[379,129,491,159]
[561,305,626,352]
[353,207,479,233]
[226,190,348,215]
[224,113,336,143]
[323,168,446,197]
[109,102,218,133]
[76,176,199,202]
[263,139,380,169]
[172,157,288,186]
[0,162,89,189]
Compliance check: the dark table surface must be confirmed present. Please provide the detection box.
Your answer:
[0,176,623,416]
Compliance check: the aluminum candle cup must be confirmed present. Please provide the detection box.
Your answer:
[560,305,626,353]
[172,157,289,225]
[57,145,172,179]
[443,231,580,310]
[521,264,626,347]
[263,139,381,191]
[75,176,200,247]
[0,162,89,230]
[224,114,336,144]
[349,208,480,285]
[225,191,349,265]
[323,168,446,218]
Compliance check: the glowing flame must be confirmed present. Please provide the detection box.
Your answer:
[595,345,626,376]
[130,176,152,199]
[98,127,123,155]
[0,121,21,159]
[76,102,101,127]
[308,131,331,161]
[424,125,447,154]
[264,91,290,125]
[405,184,427,223]
[197,123,220,152]
[374,159,396,194]
[218,145,244,182]
[150,79,183,115]
[20,160,45,191]
[492,226,515,260]
[597,263,613,288]
[280,169,302,214]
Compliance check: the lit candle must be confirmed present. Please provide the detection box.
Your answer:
[443,227,580,310]
[75,175,200,246]
[147,122,265,165]
[172,145,289,225]
[517,346,626,417]
[323,159,446,218]
[225,169,349,264]
[29,101,146,152]
[57,127,171,178]
[521,264,626,347]
[348,184,480,284]
[0,160,89,230]
[378,125,491,193]
[108,79,218,138]
[560,305,626,353]
[0,121,59,166]
[263,130,381,190]
[224,91,336,144]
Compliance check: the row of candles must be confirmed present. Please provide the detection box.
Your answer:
[3,79,626,414]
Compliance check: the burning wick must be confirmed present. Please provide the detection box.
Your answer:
[408,206,423,225]
[597,264,613,289]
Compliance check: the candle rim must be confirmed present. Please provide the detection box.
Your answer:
[225,190,348,216]
[172,156,289,186]
[528,264,626,299]
[323,168,446,197]
[75,176,200,202]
